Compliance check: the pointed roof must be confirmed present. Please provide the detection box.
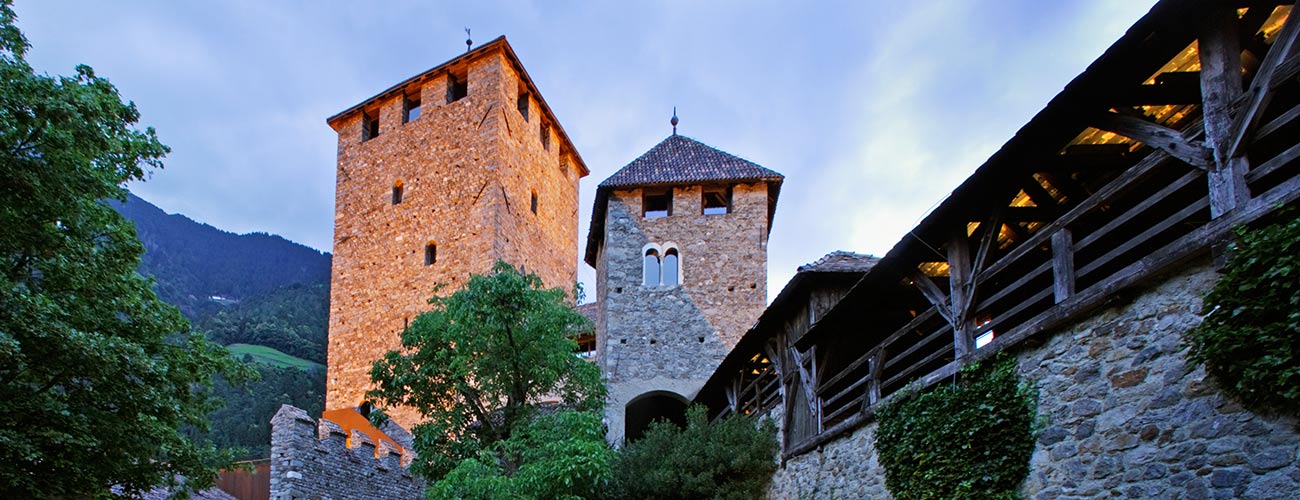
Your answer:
[584,134,784,266]
[599,135,783,188]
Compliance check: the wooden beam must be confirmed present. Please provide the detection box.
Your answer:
[1003,206,1059,222]
[1051,229,1076,303]
[1020,177,1060,208]
[1227,4,1300,158]
[866,350,884,407]
[1114,71,1203,105]
[1093,112,1212,169]
[972,215,1002,275]
[948,231,975,359]
[1201,5,1251,218]
[978,149,1175,289]
[909,271,954,326]
[1036,148,1132,174]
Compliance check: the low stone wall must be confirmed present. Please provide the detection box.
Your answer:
[269,405,425,500]
[766,262,1300,499]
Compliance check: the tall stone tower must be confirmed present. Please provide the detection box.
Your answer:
[324,37,588,429]
[586,132,782,443]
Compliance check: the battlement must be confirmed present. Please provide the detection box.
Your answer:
[269,405,424,500]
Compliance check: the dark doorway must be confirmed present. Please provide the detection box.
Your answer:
[624,391,689,442]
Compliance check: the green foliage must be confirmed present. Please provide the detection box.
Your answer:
[1185,209,1300,415]
[113,193,331,320]
[607,406,778,500]
[0,2,251,496]
[194,363,325,460]
[225,343,323,370]
[426,410,612,500]
[875,357,1037,500]
[368,261,604,484]
[199,282,330,363]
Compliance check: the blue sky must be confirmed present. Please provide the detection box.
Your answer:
[14,1,1158,299]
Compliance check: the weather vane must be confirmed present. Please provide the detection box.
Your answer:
[465,28,472,52]
[671,107,679,135]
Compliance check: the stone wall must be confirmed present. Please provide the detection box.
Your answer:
[766,261,1300,499]
[326,44,584,429]
[596,183,771,443]
[269,405,424,500]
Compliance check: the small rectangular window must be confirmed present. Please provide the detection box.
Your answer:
[403,95,421,123]
[517,91,530,121]
[643,189,672,218]
[424,243,437,265]
[540,123,551,151]
[702,186,731,215]
[530,190,538,214]
[361,112,379,142]
[446,71,468,103]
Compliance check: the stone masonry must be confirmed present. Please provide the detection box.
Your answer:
[594,177,776,443]
[766,261,1300,499]
[324,38,587,429]
[269,405,424,500]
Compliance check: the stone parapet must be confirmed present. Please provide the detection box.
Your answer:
[269,405,424,500]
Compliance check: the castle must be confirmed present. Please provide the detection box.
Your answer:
[318,36,772,442]
[271,1,1300,498]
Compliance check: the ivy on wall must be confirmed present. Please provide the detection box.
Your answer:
[1185,209,1300,415]
[875,357,1037,500]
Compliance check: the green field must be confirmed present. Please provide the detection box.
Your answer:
[226,344,323,370]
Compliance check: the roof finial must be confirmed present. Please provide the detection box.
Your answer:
[465,28,472,52]
[671,107,679,135]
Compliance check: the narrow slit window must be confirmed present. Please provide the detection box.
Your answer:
[392,180,404,205]
[424,242,437,265]
[540,123,551,151]
[403,95,422,123]
[662,248,679,285]
[643,249,661,286]
[530,190,538,214]
[702,186,731,215]
[446,71,468,103]
[643,189,672,218]
[361,112,380,142]
[516,89,530,121]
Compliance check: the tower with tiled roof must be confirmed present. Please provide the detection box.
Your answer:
[323,37,588,430]
[586,130,783,443]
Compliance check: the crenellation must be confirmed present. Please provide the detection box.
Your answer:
[270,405,425,500]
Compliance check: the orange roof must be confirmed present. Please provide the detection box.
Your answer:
[320,408,403,454]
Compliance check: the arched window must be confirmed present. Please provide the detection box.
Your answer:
[643,249,661,286]
[392,180,404,204]
[424,241,437,265]
[662,248,679,285]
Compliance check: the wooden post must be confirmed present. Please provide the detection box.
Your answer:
[1200,5,1249,218]
[948,231,974,359]
[865,349,884,408]
[1051,229,1075,303]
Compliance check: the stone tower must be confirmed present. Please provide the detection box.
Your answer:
[324,37,588,429]
[586,133,782,443]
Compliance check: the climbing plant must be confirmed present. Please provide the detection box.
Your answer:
[1184,209,1300,415]
[875,357,1037,500]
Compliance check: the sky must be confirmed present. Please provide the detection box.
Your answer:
[14,1,1159,301]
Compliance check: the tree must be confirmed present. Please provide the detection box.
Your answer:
[607,406,777,500]
[368,261,608,498]
[0,3,249,497]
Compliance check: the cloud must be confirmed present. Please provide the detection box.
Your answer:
[13,0,1159,299]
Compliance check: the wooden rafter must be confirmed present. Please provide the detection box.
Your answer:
[1092,111,1212,169]
[1227,4,1300,158]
